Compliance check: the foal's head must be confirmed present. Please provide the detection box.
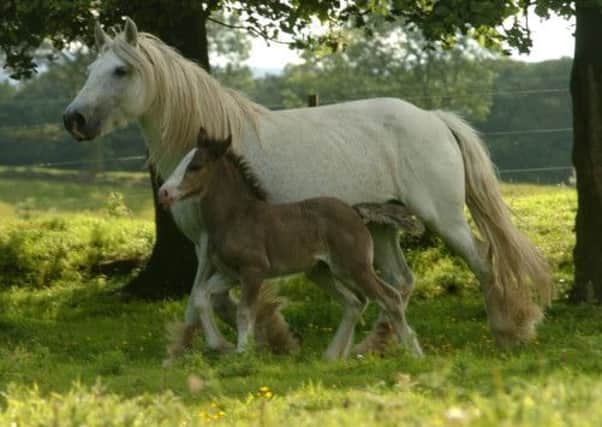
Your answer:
[158,128,231,207]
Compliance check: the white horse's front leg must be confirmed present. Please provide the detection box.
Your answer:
[197,271,236,352]
[184,235,234,352]
[183,236,212,328]
[165,236,214,362]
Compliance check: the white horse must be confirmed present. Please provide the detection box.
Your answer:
[64,18,551,354]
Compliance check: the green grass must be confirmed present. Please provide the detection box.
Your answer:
[2,281,602,426]
[0,177,590,426]
[0,171,154,219]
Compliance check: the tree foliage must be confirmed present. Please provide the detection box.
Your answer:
[0,1,579,79]
[255,22,495,122]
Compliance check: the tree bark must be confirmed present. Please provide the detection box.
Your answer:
[569,4,602,303]
[123,13,212,298]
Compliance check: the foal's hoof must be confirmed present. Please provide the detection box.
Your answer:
[351,320,399,356]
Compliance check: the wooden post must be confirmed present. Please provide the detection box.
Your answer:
[308,94,319,107]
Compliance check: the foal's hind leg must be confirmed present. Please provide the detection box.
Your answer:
[307,265,366,360]
[353,223,418,355]
[236,270,265,353]
[353,268,423,357]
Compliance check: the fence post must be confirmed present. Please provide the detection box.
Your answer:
[307,94,319,107]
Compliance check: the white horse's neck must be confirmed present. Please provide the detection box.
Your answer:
[138,107,194,179]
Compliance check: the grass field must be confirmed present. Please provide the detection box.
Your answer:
[0,170,154,220]
[2,174,597,426]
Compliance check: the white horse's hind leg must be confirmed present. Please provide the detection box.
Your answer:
[352,223,418,355]
[370,224,415,304]
[426,213,533,346]
[438,217,543,346]
[431,214,491,283]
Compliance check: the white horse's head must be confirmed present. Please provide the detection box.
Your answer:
[63,18,151,141]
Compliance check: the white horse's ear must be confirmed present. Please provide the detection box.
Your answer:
[123,17,138,46]
[94,21,109,50]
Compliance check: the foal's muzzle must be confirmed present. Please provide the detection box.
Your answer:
[158,188,176,209]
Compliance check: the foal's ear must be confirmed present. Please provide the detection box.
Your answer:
[197,127,210,148]
[207,135,231,159]
[95,21,109,50]
[123,17,138,46]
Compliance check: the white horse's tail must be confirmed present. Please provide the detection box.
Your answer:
[435,110,552,346]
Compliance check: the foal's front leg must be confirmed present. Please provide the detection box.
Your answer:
[236,270,264,353]
[323,281,365,360]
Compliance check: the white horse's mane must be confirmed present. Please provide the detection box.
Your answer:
[109,32,267,165]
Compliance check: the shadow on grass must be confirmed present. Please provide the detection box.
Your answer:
[2,279,602,403]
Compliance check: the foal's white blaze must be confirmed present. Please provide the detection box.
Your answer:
[159,148,197,203]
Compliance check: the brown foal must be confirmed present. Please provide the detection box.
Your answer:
[159,128,422,359]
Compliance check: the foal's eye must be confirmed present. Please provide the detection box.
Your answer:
[113,66,128,77]
[187,164,202,172]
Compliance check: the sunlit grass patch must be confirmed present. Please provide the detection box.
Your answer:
[0,180,590,426]
[0,174,153,219]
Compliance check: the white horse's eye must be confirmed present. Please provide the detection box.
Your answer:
[113,66,129,77]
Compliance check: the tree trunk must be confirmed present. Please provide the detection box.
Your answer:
[123,14,211,298]
[569,4,602,303]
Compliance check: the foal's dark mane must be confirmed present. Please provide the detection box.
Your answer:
[225,151,267,201]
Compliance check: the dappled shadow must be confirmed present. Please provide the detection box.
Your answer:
[2,279,602,404]
[0,283,602,398]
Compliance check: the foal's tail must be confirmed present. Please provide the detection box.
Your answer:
[255,284,300,354]
[435,110,552,346]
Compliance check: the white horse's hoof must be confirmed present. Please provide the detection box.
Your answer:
[215,341,236,354]
[406,335,424,358]
[322,351,341,361]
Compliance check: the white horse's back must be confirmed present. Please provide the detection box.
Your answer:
[239,97,465,221]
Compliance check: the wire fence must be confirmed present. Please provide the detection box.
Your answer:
[0,88,574,180]
[9,155,569,176]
